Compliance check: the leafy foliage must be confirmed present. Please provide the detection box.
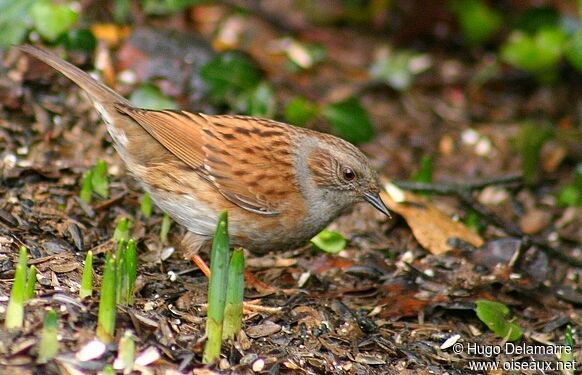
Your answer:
[450,0,502,45]
[31,0,79,42]
[322,97,375,144]
[284,97,319,127]
[129,83,178,110]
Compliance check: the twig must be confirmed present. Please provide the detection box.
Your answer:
[393,174,522,194]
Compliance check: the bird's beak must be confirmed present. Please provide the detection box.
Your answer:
[363,191,391,218]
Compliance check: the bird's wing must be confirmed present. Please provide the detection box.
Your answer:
[115,106,298,215]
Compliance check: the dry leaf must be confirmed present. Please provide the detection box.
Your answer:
[382,181,483,254]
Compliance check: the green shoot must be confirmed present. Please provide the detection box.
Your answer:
[560,324,575,374]
[115,240,126,305]
[92,159,109,199]
[116,330,135,374]
[97,255,117,343]
[80,251,93,299]
[37,309,59,363]
[140,192,152,218]
[160,213,172,244]
[113,218,131,242]
[125,240,138,305]
[116,239,137,305]
[222,248,244,341]
[203,211,230,364]
[80,169,94,204]
[5,246,28,330]
[102,365,115,375]
[25,265,36,300]
[412,155,433,198]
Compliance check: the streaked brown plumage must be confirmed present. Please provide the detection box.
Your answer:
[18,45,390,255]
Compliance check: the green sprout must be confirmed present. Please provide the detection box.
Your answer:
[80,169,94,204]
[115,240,126,306]
[222,248,245,341]
[560,324,575,375]
[5,246,29,330]
[117,330,135,374]
[160,213,172,244]
[25,265,37,300]
[140,192,152,218]
[203,211,230,364]
[37,309,59,363]
[116,239,138,306]
[97,255,117,343]
[92,159,109,199]
[113,218,131,242]
[80,251,93,299]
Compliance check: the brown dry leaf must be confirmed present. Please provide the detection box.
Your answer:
[381,181,483,254]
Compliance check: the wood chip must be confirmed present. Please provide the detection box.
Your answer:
[245,321,282,338]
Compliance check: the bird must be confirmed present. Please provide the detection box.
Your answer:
[17,45,390,256]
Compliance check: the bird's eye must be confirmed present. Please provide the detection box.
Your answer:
[342,167,356,181]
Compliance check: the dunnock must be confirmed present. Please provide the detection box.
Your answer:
[18,45,390,255]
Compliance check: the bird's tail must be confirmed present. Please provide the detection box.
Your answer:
[18,45,130,106]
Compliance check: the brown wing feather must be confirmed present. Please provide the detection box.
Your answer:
[115,106,299,215]
[200,115,298,216]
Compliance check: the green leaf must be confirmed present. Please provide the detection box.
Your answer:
[244,81,277,118]
[31,0,79,42]
[557,164,582,207]
[200,52,262,100]
[475,300,522,341]
[450,0,502,45]
[311,230,347,253]
[62,28,97,53]
[322,97,375,144]
[129,83,178,110]
[0,0,35,47]
[142,0,205,15]
[91,159,109,199]
[565,29,582,73]
[413,155,433,183]
[501,27,567,73]
[464,210,484,234]
[284,96,319,127]
[514,6,560,34]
